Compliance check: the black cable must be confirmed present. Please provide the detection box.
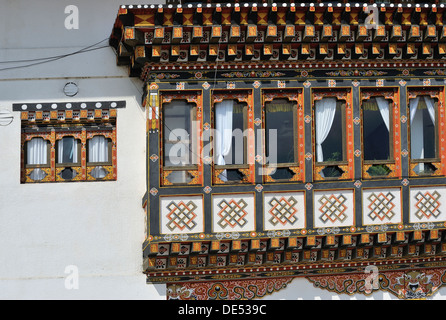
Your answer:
[0,46,108,72]
[0,38,108,64]
[0,38,109,72]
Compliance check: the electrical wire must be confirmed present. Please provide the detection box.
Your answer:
[0,36,219,171]
[0,38,109,72]
[0,38,107,64]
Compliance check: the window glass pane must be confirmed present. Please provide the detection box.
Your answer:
[265,99,295,164]
[165,171,193,184]
[88,135,108,163]
[410,98,436,160]
[57,137,78,163]
[26,137,47,165]
[60,168,77,180]
[163,100,194,167]
[230,103,245,165]
[363,98,390,161]
[422,107,436,159]
[29,168,47,181]
[214,100,246,166]
[90,166,108,179]
[315,99,344,162]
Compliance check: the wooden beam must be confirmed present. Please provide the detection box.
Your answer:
[123,27,145,46]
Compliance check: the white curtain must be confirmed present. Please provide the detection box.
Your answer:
[424,96,436,125]
[27,137,47,165]
[57,137,78,163]
[88,135,108,179]
[409,96,420,125]
[375,97,390,131]
[410,96,436,163]
[88,135,108,163]
[315,97,337,162]
[409,97,423,161]
[215,100,234,181]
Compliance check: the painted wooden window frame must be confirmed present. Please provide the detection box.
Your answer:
[261,88,305,183]
[407,86,446,177]
[311,88,354,181]
[21,126,117,183]
[211,89,255,185]
[159,90,203,186]
[22,134,52,182]
[360,87,401,180]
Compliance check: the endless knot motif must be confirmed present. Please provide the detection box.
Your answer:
[367,192,396,221]
[217,199,248,229]
[414,191,441,220]
[318,194,348,224]
[268,196,298,226]
[166,201,198,231]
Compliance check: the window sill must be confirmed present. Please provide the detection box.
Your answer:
[214,164,248,170]
[363,159,394,165]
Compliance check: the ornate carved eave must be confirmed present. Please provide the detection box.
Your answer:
[109,2,446,80]
[144,229,446,284]
[165,266,446,300]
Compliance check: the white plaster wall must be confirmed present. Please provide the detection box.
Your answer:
[0,0,166,299]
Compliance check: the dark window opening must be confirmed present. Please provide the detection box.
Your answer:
[265,99,296,165]
[363,98,391,162]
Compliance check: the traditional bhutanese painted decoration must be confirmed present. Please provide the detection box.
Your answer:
[318,194,348,223]
[268,196,298,226]
[362,188,402,226]
[160,195,204,235]
[115,4,446,287]
[368,192,396,221]
[314,190,353,227]
[16,101,123,183]
[166,267,446,300]
[166,201,198,232]
[167,277,293,300]
[414,191,441,220]
[307,268,446,300]
[212,193,255,233]
[314,190,354,228]
[410,187,446,223]
[216,199,249,229]
[146,85,160,132]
